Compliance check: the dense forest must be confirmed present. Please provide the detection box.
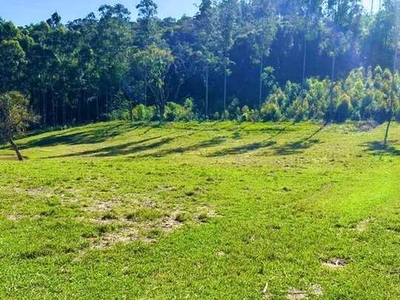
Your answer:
[1,0,400,126]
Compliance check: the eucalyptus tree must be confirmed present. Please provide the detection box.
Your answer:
[136,0,160,48]
[249,0,279,108]
[299,0,324,86]
[131,45,174,118]
[96,4,133,115]
[0,92,37,161]
[135,0,161,106]
[194,0,219,117]
[0,22,28,94]
[321,0,363,121]
[218,0,239,111]
[384,0,400,145]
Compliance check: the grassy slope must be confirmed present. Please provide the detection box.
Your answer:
[0,121,399,299]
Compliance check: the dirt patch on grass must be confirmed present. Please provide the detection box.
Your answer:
[0,154,19,161]
[355,218,375,232]
[322,258,347,269]
[92,228,139,249]
[310,284,324,297]
[357,121,378,132]
[287,288,307,300]
[160,214,184,233]
[83,201,114,213]
[12,187,53,198]
[7,214,24,221]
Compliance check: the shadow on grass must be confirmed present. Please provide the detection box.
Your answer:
[48,136,173,158]
[141,136,227,158]
[273,123,326,155]
[362,141,400,156]
[207,124,289,157]
[19,123,140,149]
[208,140,277,157]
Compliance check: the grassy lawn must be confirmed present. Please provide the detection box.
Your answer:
[0,121,399,299]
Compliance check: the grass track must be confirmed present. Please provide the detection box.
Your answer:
[0,121,399,299]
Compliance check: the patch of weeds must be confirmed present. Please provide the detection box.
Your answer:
[146,228,162,239]
[197,212,210,223]
[101,212,118,220]
[175,212,191,223]
[126,208,165,222]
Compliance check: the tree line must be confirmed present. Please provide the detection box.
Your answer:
[1,0,400,127]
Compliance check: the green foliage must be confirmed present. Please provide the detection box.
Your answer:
[0,1,399,127]
[261,102,282,122]
[335,94,353,123]
[132,104,157,121]
[0,91,37,142]
[165,98,196,121]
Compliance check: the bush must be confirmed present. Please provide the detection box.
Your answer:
[261,102,282,122]
[335,94,353,123]
[287,98,308,122]
[164,99,195,121]
[241,106,259,122]
[132,104,156,121]
[108,109,130,121]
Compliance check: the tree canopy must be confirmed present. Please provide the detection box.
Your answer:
[0,1,399,126]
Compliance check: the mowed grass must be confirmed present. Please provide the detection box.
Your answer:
[0,121,399,299]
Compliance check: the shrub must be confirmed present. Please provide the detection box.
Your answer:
[108,109,130,121]
[335,94,353,123]
[132,104,156,121]
[261,102,282,122]
[241,106,260,122]
[164,99,195,121]
[165,102,185,121]
[287,98,309,122]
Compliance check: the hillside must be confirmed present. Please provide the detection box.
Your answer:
[0,121,399,299]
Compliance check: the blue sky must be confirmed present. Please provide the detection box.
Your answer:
[0,0,377,26]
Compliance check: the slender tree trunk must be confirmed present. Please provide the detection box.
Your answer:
[205,66,209,118]
[129,101,134,122]
[384,46,398,145]
[42,89,47,127]
[302,37,307,88]
[224,64,228,112]
[174,80,183,103]
[144,72,148,106]
[62,99,66,126]
[96,96,100,121]
[52,91,56,128]
[78,91,82,124]
[105,93,108,116]
[9,138,23,161]
[329,55,336,122]
[259,54,264,109]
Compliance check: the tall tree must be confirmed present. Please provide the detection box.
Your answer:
[0,92,37,160]
[194,0,218,117]
[384,0,400,145]
[250,0,279,108]
[218,0,239,111]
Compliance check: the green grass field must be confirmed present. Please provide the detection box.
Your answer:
[0,121,399,299]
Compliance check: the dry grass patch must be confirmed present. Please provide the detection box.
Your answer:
[322,258,347,269]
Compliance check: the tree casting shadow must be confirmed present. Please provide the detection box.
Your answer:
[19,123,138,149]
[48,136,173,158]
[141,136,227,158]
[273,123,326,155]
[362,141,400,156]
